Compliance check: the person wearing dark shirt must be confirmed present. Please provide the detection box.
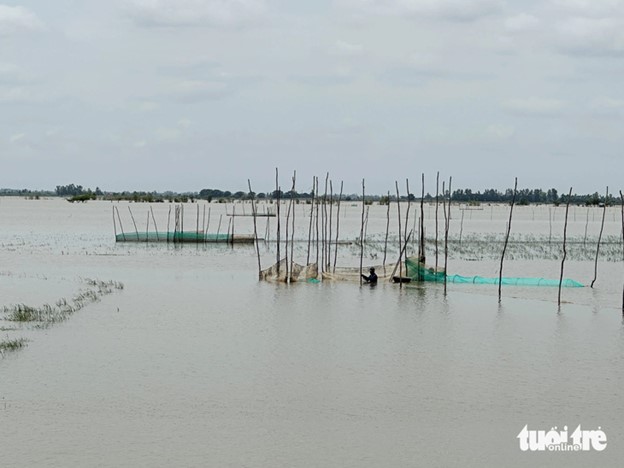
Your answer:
[362,267,378,284]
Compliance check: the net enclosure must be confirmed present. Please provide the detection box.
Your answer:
[405,257,584,288]
[115,232,255,243]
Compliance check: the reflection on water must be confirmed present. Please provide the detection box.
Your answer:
[1,198,623,467]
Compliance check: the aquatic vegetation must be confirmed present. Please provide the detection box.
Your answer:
[1,279,124,325]
[0,337,29,354]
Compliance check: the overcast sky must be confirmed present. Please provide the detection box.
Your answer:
[1,0,623,194]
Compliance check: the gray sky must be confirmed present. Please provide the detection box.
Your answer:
[1,0,623,195]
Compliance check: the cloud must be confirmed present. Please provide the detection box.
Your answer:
[485,123,515,140]
[504,13,539,33]
[125,0,267,28]
[336,0,503,22]
[549,0,624,17]
[0,86,33,103]
[9,132,26,143]
[554,17,624,55]
[503,97,566,116]
[0,5,43,35]
[589,97,624,116]
[171,79,229,101]
[330,40,365,57]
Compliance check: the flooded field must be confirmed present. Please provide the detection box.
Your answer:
[1,197,623,467]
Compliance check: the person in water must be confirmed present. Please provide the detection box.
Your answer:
[362,267,378,284]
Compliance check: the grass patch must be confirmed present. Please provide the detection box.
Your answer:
[1,279,124,325]
[0,337,29,353]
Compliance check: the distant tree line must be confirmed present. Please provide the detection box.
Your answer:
[1,184,620,206]
[447,188,615,206]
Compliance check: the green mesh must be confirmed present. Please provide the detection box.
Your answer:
[405,257,584,288]
[116,232,231,243]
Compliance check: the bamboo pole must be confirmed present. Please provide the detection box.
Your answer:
[146,210,150,242]
[315,177,320,269]
[276,168,281,274]
[420,173,425,279]
[435,171,440,272]
[498,177,518,302]
[328,180,333,271]
[459,209,465,247]
[112,206,117,241]
[333,180,344,273]
[173,205,178,243]
[248,179,262,279]
[167,205,171,242]
[116,207,126,241]
[383,190,390,275]
[360,179,365,286]
[231,205,235,246]
[591,186,608,288]
[620,191,624,313]
[558,187,573,306]
[404,178,411,273]
[391,230,414,280]
[150,207,159,241]
[584,208,589,248]
[128,206,140,240]
[444,178,452,294]
[216,214,223,241]
[306,176,315,266]
[202,205,206,234]
[196,204,200,236]
[290,171,297,282]
[205,207,211,242]
[322,173,329,273]
[395,181,403,284]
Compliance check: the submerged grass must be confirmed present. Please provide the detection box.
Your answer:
[1,279,124,325]
[0,337,29,353]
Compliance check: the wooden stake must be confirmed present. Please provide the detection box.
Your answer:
[328,180,333,271]
[306,176,315,266]
[444,178,452,294]
[315,176,320,269]
[276,168,281,274]
[620,190,624,313]
[248,179,262,279]
[128,206,140,240]
[115,206,126,241]
[391,230,414,279]
[112,206,117,240]
[383,190,390,275]
[360,179,365,286]
[166,205,171,242]
[216,214,223,241]
[290,171,297,281]
[333,181,344,273]
[404,179,411,274]
[558,187,572,306]
[419,173,425,279]
[498,178,518,301]
[395,181,403,284]
[322,173,329,273]
[435,171,440,272]
[150,207,159,241]
[146,210,150,242]
[591,186,608,288]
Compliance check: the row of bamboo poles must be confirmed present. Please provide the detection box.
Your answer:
[247,171,623,312]
[113,204,232,244]
[111,171,624,312]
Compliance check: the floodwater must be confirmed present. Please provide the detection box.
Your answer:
[1,197,623,467]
